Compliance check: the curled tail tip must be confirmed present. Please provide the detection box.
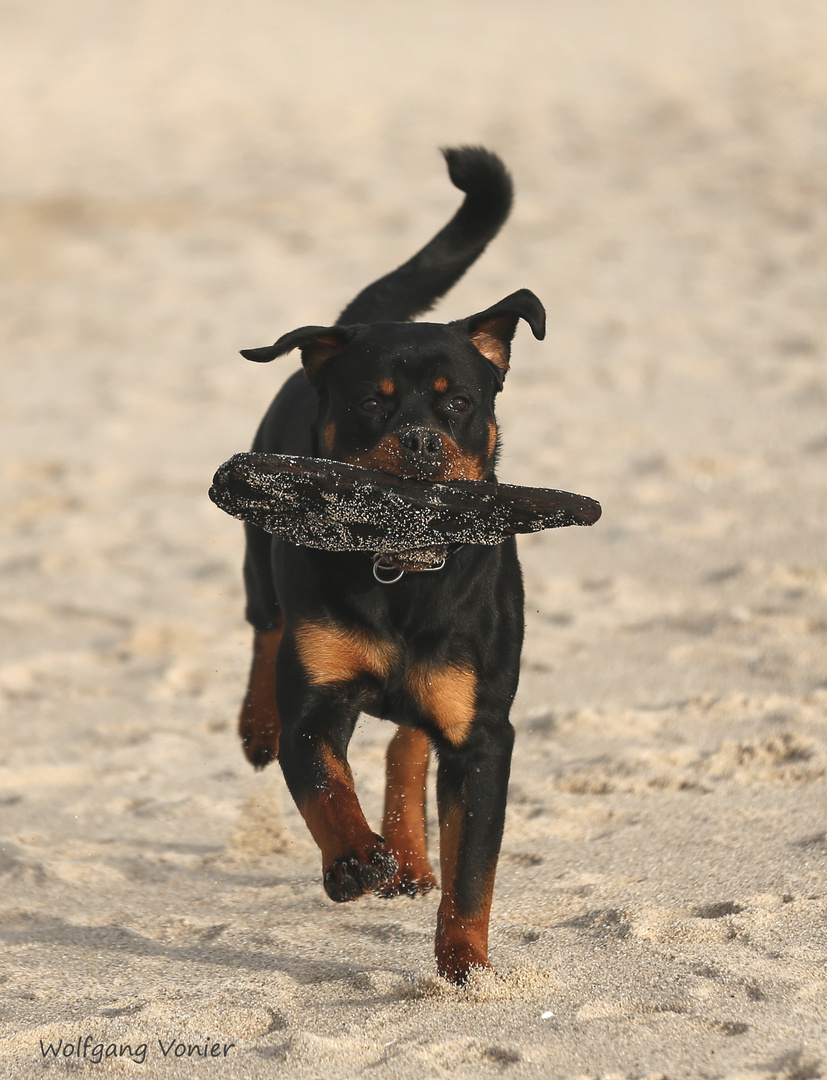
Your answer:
[441,145,513,204]
[335,146,515,327]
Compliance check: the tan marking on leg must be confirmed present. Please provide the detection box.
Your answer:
[381,727,436,896]
[406,662,476,745]
[323,422,336,454]
[298,750,367,864]
[239,623,284,768]
[294,620,397,686]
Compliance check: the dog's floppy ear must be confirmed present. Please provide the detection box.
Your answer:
[460,289,546,383]
[241,325,358,381]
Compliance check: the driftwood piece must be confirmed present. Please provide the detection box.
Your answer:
[209,452,601,556]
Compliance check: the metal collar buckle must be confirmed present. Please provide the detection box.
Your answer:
[371,553,447,585]
[372,554,405,584]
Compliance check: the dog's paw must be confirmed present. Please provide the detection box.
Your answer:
[377,856,437,899]
[435,940,490,985]
[239,720,279,770]
[323,843,398,903]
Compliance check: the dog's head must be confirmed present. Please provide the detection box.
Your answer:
[242,289,545,482]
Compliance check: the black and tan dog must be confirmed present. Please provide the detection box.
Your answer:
[237,147,545,984]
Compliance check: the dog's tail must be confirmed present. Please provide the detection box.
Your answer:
[336,147,513,326]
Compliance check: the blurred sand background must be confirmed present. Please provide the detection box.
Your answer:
[1,1,826,1076]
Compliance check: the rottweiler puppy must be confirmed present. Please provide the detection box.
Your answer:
[237,147,545,984]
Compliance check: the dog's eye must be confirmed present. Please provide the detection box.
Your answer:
[447,396,470,413]
[360,398,381,413]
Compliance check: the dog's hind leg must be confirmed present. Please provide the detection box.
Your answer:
[379,727,437,898]
[238,522,284,769]
[239,620,283,769]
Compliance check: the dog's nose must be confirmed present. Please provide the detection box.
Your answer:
[399,426,443,459]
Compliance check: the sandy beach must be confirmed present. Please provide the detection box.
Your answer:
[1,1,825,1076]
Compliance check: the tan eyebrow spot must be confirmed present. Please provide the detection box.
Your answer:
[433,376,450,393]
[379,378,395,396]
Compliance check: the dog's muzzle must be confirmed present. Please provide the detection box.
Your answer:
[398,426,443,468]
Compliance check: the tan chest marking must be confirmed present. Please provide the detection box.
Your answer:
[295,620,398,686]
[406,662,477,745]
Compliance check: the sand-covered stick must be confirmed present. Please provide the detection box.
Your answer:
[209,452,602,554]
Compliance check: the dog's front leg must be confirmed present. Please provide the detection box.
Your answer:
[276,638,398,901]
[279,700,398,901]
[434,720,515,983]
